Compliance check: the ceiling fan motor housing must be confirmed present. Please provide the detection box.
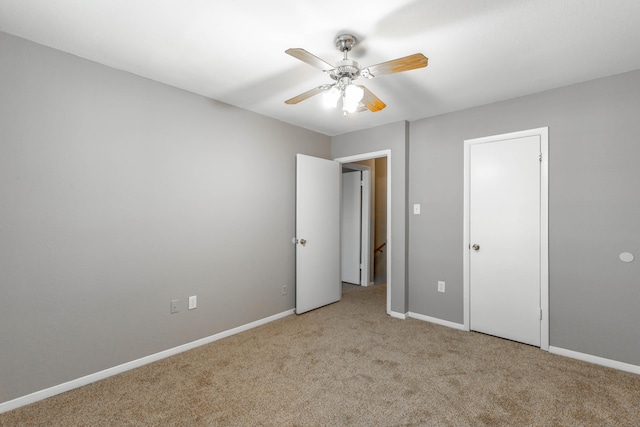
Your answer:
[329,59,360,81]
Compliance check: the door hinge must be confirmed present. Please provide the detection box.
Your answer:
[538,153,542,162]
[540,309,543,320]
[360,180,364,186]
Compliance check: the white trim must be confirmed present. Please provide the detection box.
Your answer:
[539,128,549,350]
[334,150,392,315]
[408,312,466,330]
[549,346,640,375]
[389,311,407,320]
[0,309,295,414]
[463,127,549,350]
[463,143,470,331]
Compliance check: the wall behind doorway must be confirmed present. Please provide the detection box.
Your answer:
[373,157,388,285]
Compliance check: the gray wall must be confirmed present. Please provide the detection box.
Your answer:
[408,69,640,366]
[0,32,330,403]
[332,121,409,314]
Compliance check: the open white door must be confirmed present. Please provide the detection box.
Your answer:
[295,154,341,314]
[341,171,361,284]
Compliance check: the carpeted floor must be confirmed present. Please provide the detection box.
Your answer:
[2,283,639,426]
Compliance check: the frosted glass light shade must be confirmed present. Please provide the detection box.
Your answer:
[323,86,341,108]
[344,84,364,113]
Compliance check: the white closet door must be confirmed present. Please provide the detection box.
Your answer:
[469,135,541,346]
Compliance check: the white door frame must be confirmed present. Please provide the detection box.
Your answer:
[335,150,392,315]
[463,128,549,350]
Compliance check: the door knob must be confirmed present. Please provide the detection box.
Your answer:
[472,244,480,251]
[299,239,307,246]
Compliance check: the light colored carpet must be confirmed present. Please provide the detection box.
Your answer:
[2,283,639,426]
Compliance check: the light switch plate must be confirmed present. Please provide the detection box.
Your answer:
[437,281,445,293]
[188,295,197,310]
[413,204,421,215]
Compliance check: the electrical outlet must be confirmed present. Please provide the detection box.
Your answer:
[188,295,197,310]
[437,281,445,293]
[281,285,287,296]
[171,299,179,314]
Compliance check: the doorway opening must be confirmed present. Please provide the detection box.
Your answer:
[335,150,391,314]
[341,163,371,287]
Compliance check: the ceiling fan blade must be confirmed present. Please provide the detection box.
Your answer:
[285,85,329,105]
[361,53,428,79]
[285,48,335,71]
[359,86,386,112]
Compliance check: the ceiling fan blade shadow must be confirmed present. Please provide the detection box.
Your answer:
[359,86,386,112]
[285,48,334,71]
[361,53,428,78]
[285,85,330,105]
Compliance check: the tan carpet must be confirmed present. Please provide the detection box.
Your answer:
[2,283,639,426]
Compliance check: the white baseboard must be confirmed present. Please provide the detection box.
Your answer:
[388,310,407,320]
[549,346,640,375]
[408,312,466,331]
[0,309,295,414]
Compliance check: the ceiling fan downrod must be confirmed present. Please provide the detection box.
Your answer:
[329,34,360,82]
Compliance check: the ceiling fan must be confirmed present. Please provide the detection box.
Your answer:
[285,34,428,116]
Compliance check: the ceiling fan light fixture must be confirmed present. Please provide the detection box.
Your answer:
[345,84,364,102]
[343,84,364,113]
[323,86,341,108]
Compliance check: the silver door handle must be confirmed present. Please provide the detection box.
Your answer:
[299,239,307,246]
[472,244,480,251]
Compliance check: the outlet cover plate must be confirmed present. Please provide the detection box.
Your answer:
[188,295,197,310]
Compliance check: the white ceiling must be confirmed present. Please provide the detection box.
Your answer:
[2,0,640,136]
